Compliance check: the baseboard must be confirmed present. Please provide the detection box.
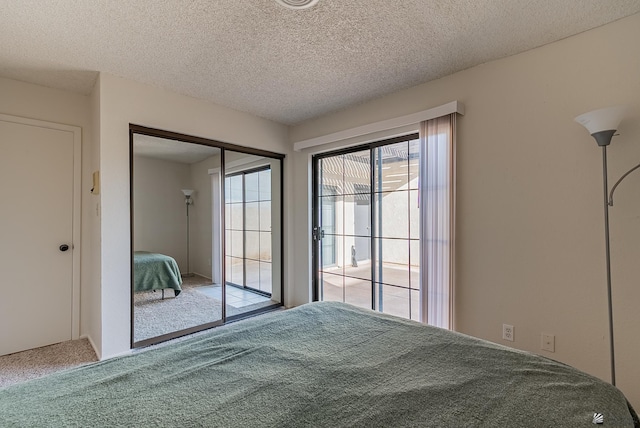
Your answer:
[80,334,101,360]
[191,272,213,281]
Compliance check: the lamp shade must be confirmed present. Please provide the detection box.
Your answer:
[575,106,627,135]
[575,106,627,147]
[181,189,194,197]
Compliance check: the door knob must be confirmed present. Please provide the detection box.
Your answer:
[59,244,70,252]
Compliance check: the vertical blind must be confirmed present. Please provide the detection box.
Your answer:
[420,114,455,329]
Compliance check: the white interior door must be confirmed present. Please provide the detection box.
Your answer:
[0,115,80,356]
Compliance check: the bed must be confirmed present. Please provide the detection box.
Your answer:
[133,251,182,296]
[0,302,637,427]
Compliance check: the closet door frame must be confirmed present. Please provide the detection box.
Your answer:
[129,124,285,348]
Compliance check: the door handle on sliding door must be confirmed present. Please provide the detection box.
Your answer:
[312,227,325,241]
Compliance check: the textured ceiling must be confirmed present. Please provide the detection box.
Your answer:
[1,1,639,125]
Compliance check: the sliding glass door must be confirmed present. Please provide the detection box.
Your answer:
[313,114,455,328]
[313,135,421,321]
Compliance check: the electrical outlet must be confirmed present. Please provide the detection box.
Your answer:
[541,333,555,352]
[502,324,514,342]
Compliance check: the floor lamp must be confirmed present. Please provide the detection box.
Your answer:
[575,106,631,386]
[182,189,194,278]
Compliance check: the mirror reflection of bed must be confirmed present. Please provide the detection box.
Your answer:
[131,130,283,346]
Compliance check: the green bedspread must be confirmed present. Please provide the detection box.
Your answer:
[133,251,182,293]
[0,302,637,427]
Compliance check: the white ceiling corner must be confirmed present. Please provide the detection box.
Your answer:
[133,134,220,164]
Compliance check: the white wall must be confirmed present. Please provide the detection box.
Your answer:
[290,13,640,408]
[190,154,221,278]
[97,73,291,358]
[0,76,100,353]
[133,155,191,270]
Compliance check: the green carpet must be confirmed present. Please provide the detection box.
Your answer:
[0,302,636,427]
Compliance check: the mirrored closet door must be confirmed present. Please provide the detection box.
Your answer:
[224,151,282,320]
[130,126,284,348]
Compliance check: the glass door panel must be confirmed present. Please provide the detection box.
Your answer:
[224,151,282,319]
[344,278,372,310]
[377,284,411,319]
[342,151,370,310]
[131,132,223,347]
[374,238,410,287]
[314,135,420,320]
[372,140,418,319]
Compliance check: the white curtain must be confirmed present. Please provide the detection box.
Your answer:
[420,114,455,329]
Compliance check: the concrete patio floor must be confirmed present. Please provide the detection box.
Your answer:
[320,261,420,321]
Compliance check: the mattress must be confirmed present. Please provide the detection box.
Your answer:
[0,302,636,427]
[133,251,182,294]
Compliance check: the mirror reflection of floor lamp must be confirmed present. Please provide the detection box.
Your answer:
[181,189,195,278]
[575,106,633,386]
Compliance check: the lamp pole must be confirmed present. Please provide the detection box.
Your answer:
[575,106,628,387]
[181,189,194,277]
[600,146,616,386]
[186,197,191,276]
